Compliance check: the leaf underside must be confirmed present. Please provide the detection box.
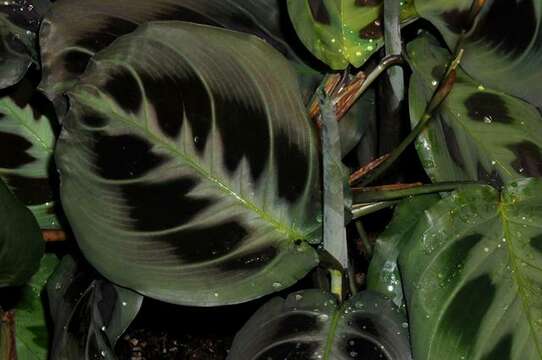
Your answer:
[56,21,321,306]
[408,34,542,186]
[399,178,542,359]
[229,289,411,360]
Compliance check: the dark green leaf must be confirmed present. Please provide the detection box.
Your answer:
[14,254,59,359]
[56,21,321,306]
[367,194,439,307]
[287,0,417,69]
[39,0,302,101]
[0,0,49,89]
[0,178,43,287]
[399,178,542,359]
[47,256,143,360]
[0,78,59,229]
[229,289,411,360]
[408,34,542,185]
[415,0,542,108]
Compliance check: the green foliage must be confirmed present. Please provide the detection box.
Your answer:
[409,34,542,185]
[229,289,411,359]
[399,178,542,359]
[55,21,321,306]
[0,78,59,229]
[0,179,44,287]
[287,0,417,69]
[47,256,143,360]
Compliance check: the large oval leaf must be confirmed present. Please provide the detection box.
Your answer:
[47,256,143,360]
[39,0,301,101]
[56,21,321,306]
[287,0,417,69]
[408,34,542,185]
[415,0,542,108]
[229,289,411,359]
[0,0,50,89]
[0,78,59,228]
[0,178,43,287]
[399,178,542,359]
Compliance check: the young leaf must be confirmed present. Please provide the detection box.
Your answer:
[415,0,542,108]
[47,256,143,360]
[229,289,411,359]
[408,34,542,186]
[399,178,542,359]
[56,21,322,306]
[0,178,43,287]
[0,78,59,229]
[287,0,416,69]
[367,194,439,308]
[39,0,302,101]
[13,254,59,359]
[0,0,50,89]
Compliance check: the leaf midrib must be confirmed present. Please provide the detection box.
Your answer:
[74,93,310,242]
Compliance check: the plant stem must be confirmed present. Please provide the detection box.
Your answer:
[350,153,390,185]
[329,269,343,302]
[352,181,476,204]
[358,49,464,187]
[351,201,399,220]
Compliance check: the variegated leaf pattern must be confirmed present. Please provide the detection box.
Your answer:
[39,0,301,102]
[399,179,542,360]
[0,79,59,228]
[229,289,411,360]
[287,0,417,69]
[0,0,49,89]
[47,256,143,360]
[415,0,542,108]
[56,21,321,306]
[408,34,542,186]
[12,254,58,360]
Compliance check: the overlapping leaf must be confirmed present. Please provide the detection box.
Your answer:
[39,0,303,101]
[415,0,542,108]
[367,194,439,308]
[12,254,59,359]
[399,178,542,359]
[229,289,411,360]
[0,78,59,228]
[287,0,417,69]
[56,21,321,306]
[0,0,49,89]
[409,34,542,186]
[0,178,43,287]
[47,256,143,360]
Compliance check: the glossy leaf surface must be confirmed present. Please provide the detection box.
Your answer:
[47,256,143,360]
[39,0,302,101]
[399,178,542,359]
[367,194,439,308]
[56,21,321,306]
[0,78,59,228]
[229,289,411,360]
[409,34,542,186]
[13,254,58,359]
[287,0,416,69]
[415,0,542,108]
[0,178,43,287]
[0,0,49,89]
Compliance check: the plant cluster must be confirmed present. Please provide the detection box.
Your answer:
[1,0,542,359]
